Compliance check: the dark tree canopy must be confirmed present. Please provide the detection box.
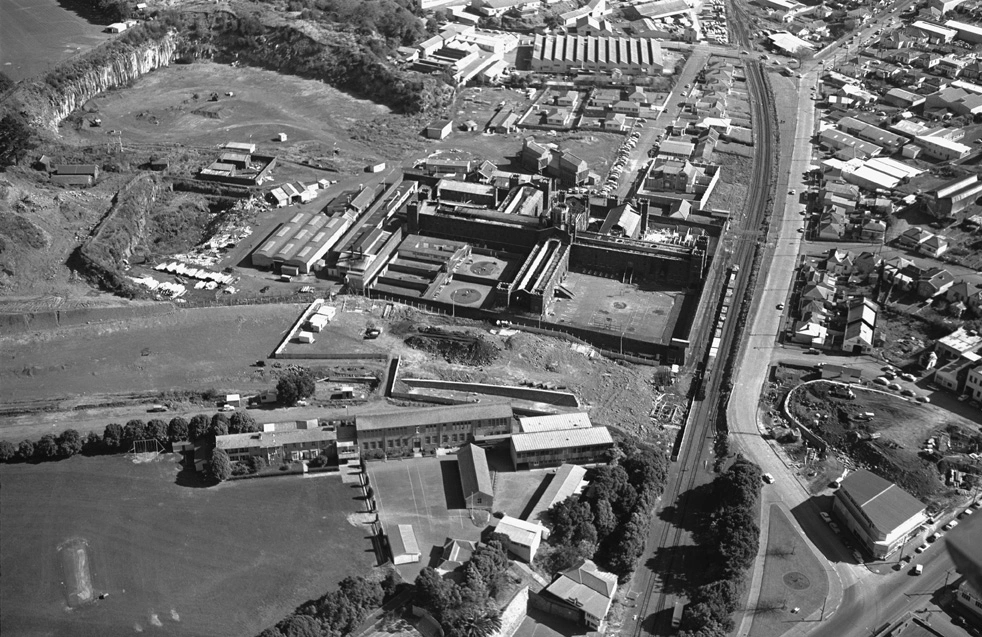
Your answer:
[211,448,232,482]
[230,410,257,433]
[0,440,17,462]
[167,417,189,442]
[36,434,59,458]
[188,414,211,441]
[17,439,35,460]
[0,113,35,170]
[57,429,84,457]
[276,368,316,406]
[146,419,168,442]
[103,423,124,449]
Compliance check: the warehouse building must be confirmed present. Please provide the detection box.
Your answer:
[831,469,927,559]
[250,211,352,274]
[458,443,494,510]
[530,34,665,75]
[927,174,982,218]
[510,426,614,469]
[356,403,515,455]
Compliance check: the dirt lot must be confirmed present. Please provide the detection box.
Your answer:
[703,150,753,213]
[0,454,375,637]
[787,380,980,502]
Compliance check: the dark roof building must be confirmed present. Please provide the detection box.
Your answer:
[542,560,619,629]
[832,469,927,559]
[457,443,494,510]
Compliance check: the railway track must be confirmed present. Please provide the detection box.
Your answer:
[630,24,779,636]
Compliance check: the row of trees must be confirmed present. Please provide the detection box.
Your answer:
[413,540,509,637]
[539,442,669,581]
[0,411,261,464]
[257,574,392,637]
[679,456,762,637]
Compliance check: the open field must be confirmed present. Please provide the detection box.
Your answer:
[750,505,829,637]
[0,0,110,81]
[0,304,300,403]
[0,454,375,637]
[69,61,392,168]
[492,469,550,519]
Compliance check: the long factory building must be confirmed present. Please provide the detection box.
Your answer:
[530,34,665,75]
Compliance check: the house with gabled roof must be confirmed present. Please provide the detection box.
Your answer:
[458,443,493,511]
[542,560,619,629]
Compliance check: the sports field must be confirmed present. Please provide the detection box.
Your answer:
[0,454,375,637]
[0,0,109,81]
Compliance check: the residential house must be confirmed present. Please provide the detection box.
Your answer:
[898,226,935,250]
[945,281,982,315]
[825,249,855,276]
[542,560,619,629]
[919,234,949,257]
[916,267,956,298]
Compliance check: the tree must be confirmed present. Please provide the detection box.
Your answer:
[167,417,189,442]
[103,423,124,450]
[57,429,84,457]
[188,414,210,441]
[0,113,35,170]
[593,497,618,539]
[276,368,316,406]
[211,413,230,437]
[17,439,34,461]
[123,419,147,443]
[230,411,257,433]
[0,440,16,462]
[36,434,59,459]
[146,419,168,442]
[339,575,384,611]
[0,71,14,93]
[278,614,321,637]
[211,448,232,482]
[414,567,461,614]
[443,603,502,637]
[468,540,509,595]
[84,431,103,453]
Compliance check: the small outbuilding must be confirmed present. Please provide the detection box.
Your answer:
[425,119,454,140]
[458,443,494,511]
[389,524,421,565]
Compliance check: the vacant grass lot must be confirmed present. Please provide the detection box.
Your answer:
[750,505,829,637]
[0,0,109,81]
[0,455,374,637]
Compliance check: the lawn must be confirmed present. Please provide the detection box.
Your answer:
[0,304,300,403]
[0,0,109,81]
[749,505,830,637]
[368,457,486,580]
[0,454,375,637]
[493,470,550,519]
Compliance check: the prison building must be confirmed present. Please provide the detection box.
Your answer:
[518,412,593,433]
[458,443,494,510]
[216,426,337,464]
[504,237,571,316]
[530,34,665,75]
[355,403,515,455]
[510,426,614,469]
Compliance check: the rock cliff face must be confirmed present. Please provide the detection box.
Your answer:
[26,33,180,131]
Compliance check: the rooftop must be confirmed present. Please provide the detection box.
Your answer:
[511,426,613,453]
[518,412,593,433]
[390,524,421,557]
[216,427,337,451]
[356,402,514,432]
[458,443,493,497]
[495,515,546,547]
[839,469,926,534]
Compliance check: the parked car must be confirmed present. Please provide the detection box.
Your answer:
[912,564,923,576]
[762,473,776,484]
[777,303,785,310]
[916,396,930,403]
[901,389,915,397]
[830,522,841,534]
[900,373,916,382]
[929,532,942,542]
[874,377,888,385]
[943,520,958,531]
[915,543,929,553]
[820,512,831,523]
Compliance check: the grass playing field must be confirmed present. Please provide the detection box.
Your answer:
[0,0,109,81]
[0,454,375,637]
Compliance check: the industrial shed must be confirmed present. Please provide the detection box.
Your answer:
[389,524,422,565]
[457,443,494,510]
[250,211,351,273]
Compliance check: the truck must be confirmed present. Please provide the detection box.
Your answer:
[672,599,685,629]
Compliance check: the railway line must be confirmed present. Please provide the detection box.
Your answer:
[629,19,779,635]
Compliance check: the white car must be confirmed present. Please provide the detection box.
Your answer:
[943,520,958,531]
[762,473,775,484]
[915,543,930,553]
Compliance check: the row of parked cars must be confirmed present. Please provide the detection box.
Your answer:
[596,129,644,197]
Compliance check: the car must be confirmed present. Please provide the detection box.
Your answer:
[915,543,929,553]
[912,564,923,576]
[888,383,902,391]
[874,376,888,385]
[797,228,804,233]
[789,188,796,195]
[364,327,382,340]
[900,373,916,381]
[820,512,831,523]
[973,501,982,510]
[777,303,785,310]
[901,389,916,397]
[830,522,841,534]
[296,399,309,407]
[901,555,912,564]
[220,404,236,412]
[762,473,775,484]
[806,348,820,354]
[916,396,931,403]
[960,508,974,518]
[929,532,942,542]
[943,520,958,531]
[148,404,168,413]
[684,83,691,88]
[884,371,896,380]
